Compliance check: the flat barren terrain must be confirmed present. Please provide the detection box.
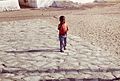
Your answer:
[0,3,120,80]
[0,3,120,56]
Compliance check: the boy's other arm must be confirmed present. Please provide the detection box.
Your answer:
[67,24,69,31]
[58,24,61,30]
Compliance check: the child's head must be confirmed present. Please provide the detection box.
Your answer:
[59,16,65,24]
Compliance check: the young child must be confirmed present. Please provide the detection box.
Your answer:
[58,16,69,52]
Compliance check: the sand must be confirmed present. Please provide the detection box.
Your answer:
[0,3,120,56]
[66,3,120,55]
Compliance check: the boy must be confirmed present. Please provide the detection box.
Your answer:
[58,16,69,52]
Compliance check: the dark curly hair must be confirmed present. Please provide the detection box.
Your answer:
[59,16,65,24]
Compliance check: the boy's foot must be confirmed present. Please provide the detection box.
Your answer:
[60,50,64,52]
[64,47,66,50]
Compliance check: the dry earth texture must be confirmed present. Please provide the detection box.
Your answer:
[66,3,120,56]
[0,3,120,56]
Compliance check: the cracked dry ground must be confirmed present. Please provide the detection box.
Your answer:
[0,19,120,81]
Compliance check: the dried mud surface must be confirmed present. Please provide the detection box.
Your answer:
[0,3,120,56]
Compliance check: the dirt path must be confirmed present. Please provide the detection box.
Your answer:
[0,19,120,81]
[0,2,120,65]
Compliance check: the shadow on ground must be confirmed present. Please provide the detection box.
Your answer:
[5,48,60,53]
[39,78,120,81]
[2,68,120,73]
[1,67,120,81]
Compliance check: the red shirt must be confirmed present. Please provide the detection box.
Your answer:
[58,23,68,35]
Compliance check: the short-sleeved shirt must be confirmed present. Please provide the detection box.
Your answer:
[58,23,68,35]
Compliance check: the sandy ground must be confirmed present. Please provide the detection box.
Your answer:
[66,3,120,56]
[0,3,120,56]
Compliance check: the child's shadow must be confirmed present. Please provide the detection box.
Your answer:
[5,48,60,53]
